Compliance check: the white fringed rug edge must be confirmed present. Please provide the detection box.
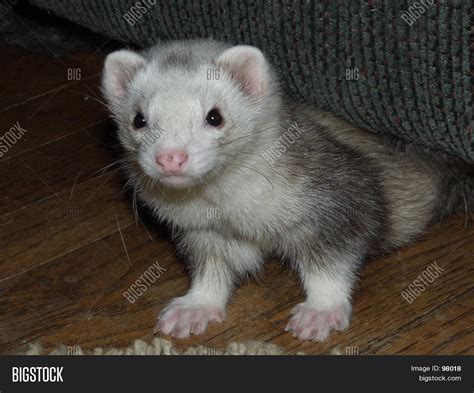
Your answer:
[23,338,314,355]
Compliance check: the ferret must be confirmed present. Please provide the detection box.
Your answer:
[102,39,473,341]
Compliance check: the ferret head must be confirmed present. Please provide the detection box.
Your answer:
[102,40,280,190]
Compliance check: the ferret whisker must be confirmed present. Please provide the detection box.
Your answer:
[95,159,126,176]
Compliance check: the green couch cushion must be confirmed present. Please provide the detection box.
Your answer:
[29,0,473,161]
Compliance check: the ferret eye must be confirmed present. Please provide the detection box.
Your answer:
[205,108,223,127]
[133,112,147,129]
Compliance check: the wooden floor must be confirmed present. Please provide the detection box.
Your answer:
[0,45,473,355]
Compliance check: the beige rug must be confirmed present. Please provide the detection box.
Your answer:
[24,338,308,355]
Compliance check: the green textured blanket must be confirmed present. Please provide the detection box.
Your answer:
[28,0,473,161]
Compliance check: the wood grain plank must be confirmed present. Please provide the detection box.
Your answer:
[0,46,103,109]
[0,119,118,215]
[0,171,135,279]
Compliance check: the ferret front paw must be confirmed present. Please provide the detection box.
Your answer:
[285,301,351,342]
[154,297,226,339]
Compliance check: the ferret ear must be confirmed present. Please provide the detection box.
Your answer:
[216,45,268,97]
[102,49,146,105]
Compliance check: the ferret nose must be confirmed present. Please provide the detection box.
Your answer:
[155,149,188,174]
